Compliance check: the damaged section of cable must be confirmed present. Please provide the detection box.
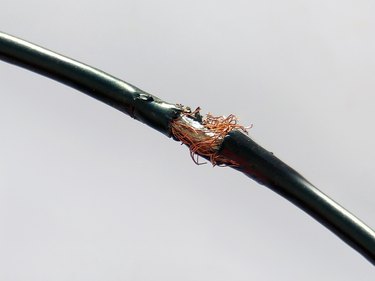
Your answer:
[170,106,249,166]
[1,31,374,265]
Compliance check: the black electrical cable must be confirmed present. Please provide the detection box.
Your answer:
[1,31,374,265]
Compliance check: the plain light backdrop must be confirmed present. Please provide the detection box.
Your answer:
[1,0,374,280]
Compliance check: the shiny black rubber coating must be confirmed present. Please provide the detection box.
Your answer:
[219,130,375,265]
[0,32,180,136]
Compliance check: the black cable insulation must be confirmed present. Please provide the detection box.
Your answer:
[1,31,374,265]
[0,32,181,136]
[219,131,375,265]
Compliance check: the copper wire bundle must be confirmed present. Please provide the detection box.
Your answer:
[171,108,249,166]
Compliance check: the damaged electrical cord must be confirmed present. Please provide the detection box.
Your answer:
[1,31,374,265]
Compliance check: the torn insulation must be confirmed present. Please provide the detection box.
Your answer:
[171,106,250,166]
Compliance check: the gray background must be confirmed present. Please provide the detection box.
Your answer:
[1,0,375,280]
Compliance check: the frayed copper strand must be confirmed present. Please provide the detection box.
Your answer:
[171,107,250,166]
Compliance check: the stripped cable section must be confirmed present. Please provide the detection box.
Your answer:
[171,106,250,166]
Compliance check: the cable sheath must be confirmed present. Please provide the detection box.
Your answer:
[0,32,180,136]
[219,131,375,265]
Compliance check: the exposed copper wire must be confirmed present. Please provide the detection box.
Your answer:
[171,107,250,166]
